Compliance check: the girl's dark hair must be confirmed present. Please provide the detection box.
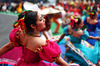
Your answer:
[93,5,97,12]
[18,13,25,20]
[24,11,38,32]
[74,18,82,26]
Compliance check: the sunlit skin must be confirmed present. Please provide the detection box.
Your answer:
[36,12,46,31]
[77,20,84,29]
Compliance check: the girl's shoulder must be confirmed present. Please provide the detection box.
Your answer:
[86,17,98,24]
[26,37,46,49]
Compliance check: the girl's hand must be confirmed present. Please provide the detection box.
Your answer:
[95,37,100,40]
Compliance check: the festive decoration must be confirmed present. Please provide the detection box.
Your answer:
[69,15,78,27]
[18,17,27,34]
[13,20,19,28]
[13,10,33,34]
[64,37,96,66]
[27,33,41,37]
[88,10,96,18]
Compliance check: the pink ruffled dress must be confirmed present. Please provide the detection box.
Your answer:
[1,28,61,66]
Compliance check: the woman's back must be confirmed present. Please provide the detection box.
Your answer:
[19,30,46,50]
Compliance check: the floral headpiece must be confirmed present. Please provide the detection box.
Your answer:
[88,10,96,18]
[13,10,32,35]
[69,15,78,27]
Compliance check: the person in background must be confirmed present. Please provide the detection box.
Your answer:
[0,10,69,66]
[41,14,54,40]
[57,16,100,65]
[61,13,72,28]
[53,12,61,33]
[83,10,100,46]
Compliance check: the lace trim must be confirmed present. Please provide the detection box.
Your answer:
[53,54,61,63]
[25,40,49,52]
[15,32,49,52]
[9,41,15,47]
[14,31,55,53]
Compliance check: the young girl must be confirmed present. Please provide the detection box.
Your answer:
[0,11,69,66]
[57,17,100,65]
[84,10,100,46]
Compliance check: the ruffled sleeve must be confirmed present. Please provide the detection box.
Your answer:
[9,27,21,47]
[38,40,61,62]
[96,20,100,28]
[81,30,89,40]
[63,25,69,36]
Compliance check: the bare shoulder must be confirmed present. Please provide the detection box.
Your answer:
[26,37,46,49]
[86,17,90,22]
[33,37,46,46]
[78,30,83,35]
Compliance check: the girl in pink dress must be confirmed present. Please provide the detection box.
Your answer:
[0,10,69,66]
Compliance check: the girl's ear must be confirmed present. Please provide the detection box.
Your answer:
[30,24,36,29]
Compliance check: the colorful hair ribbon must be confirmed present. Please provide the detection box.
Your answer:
[69,15,78,27]
[13,20,19,28]
[13,10,33,35]
[18,17,27,34]
[88,10,96,18]
[23,10,32,14]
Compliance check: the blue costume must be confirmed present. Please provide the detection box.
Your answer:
[63,25,99,66]
[84,17,100,46]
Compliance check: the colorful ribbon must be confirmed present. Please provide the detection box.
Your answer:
[69,15,78,27]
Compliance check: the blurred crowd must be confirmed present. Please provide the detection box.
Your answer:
[0,1,100,15]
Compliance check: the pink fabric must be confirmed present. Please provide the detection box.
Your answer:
[39,40,61,62]
[73,12,80,16]
[9,27,21,47]
[0,47,22,62]
[0,28,22,62]
[1,28,61,66]
[73,8,80,16]
[17,40,61,66]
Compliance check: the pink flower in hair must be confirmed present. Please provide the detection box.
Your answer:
[69,16,78,27]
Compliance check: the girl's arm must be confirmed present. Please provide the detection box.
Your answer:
[57,33,65,44]
[0,42,14,56]
[42,31,48,40]
[57,26,84,43]
[55,56,69,66]
[89,36,100,40]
